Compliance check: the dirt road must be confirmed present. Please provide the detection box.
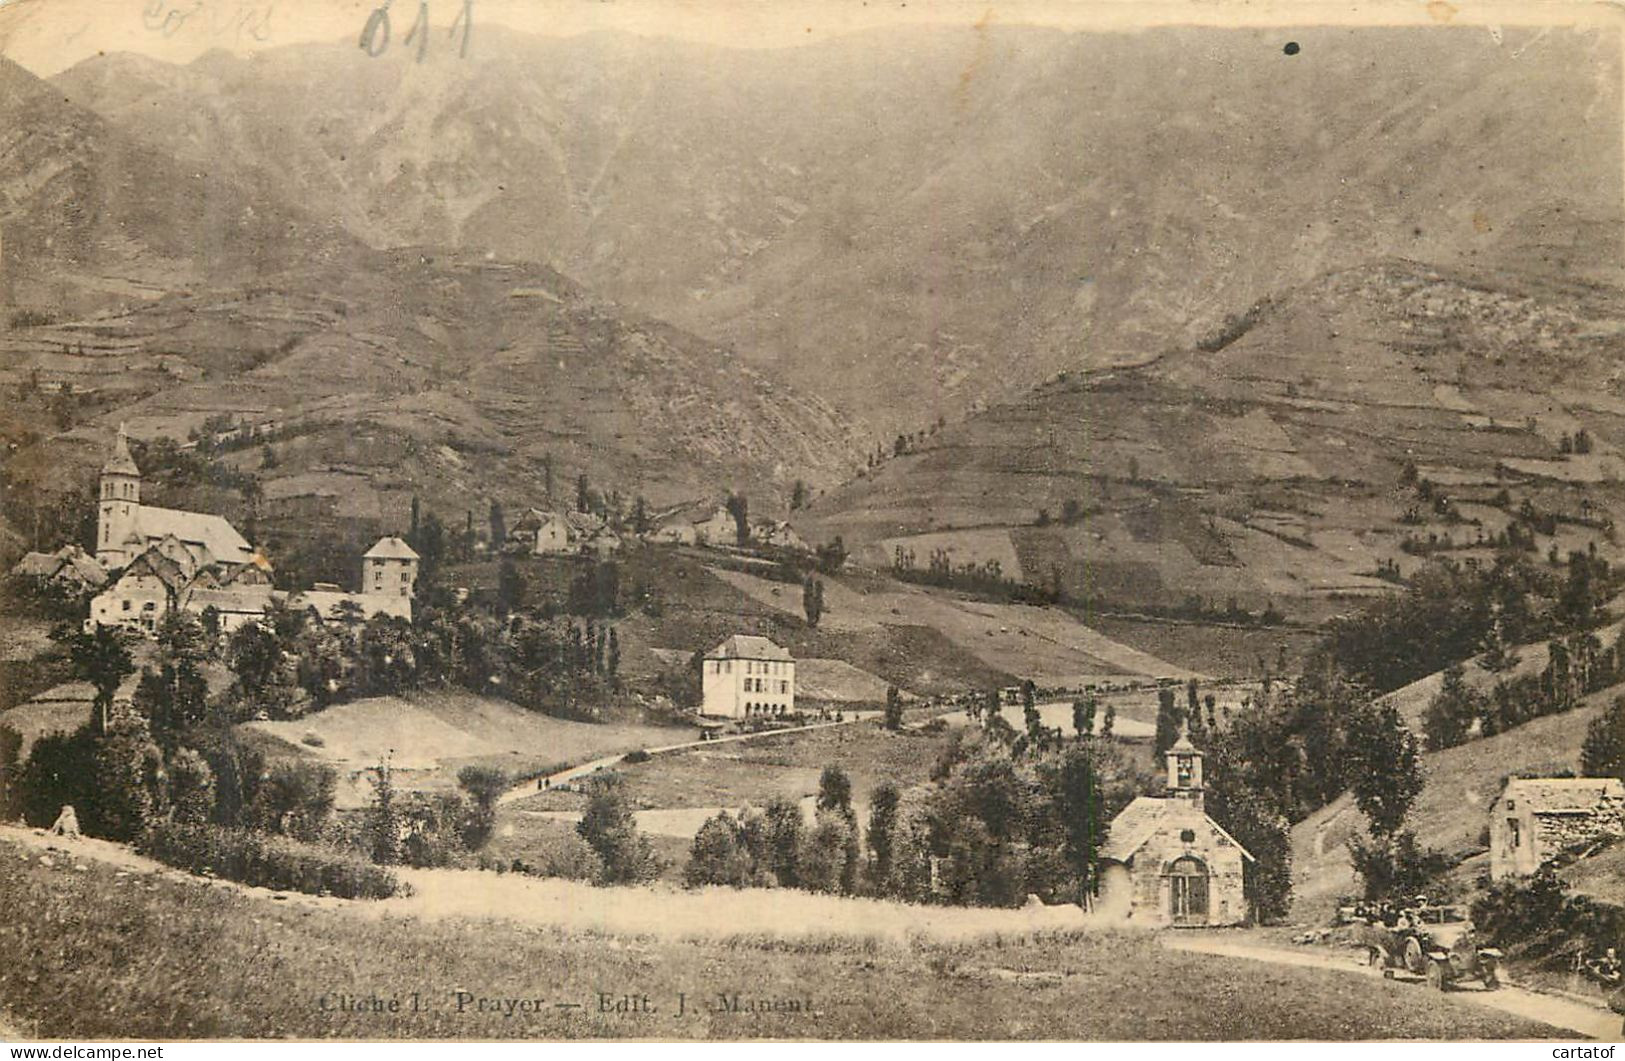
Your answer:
[495,712,876,806]
[1164,936,1620,1039]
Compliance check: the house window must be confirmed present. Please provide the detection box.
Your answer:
[122,600,131,612]
[1180,829,1196,843]
[1507,819,1521,848]
[779,681,788,694]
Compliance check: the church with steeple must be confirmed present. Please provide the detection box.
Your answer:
[95,425,257,570]
[87,426,416,635]
[1095,724,1254,926]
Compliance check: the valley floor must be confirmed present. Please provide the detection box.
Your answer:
[0,825,1571,1042]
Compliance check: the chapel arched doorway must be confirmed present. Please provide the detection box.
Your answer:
[1168,856,1209,925]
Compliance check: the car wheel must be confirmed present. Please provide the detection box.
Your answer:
[1427,962,1447,992]
[1404,936,1426,975]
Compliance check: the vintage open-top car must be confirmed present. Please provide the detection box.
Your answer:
[1352,904,1503,991]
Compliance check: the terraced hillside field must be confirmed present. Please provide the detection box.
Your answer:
[800,261,1625,625]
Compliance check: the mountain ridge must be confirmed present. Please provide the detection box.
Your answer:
[43,23,1623,433]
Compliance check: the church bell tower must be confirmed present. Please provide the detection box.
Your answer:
[1165,722,1205,812]
[96,424,142,568]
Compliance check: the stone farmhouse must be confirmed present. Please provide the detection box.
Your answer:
[509,508,575,554]
[507,508,621,557]
[1096,726,1253,926]
[646,501,732,546]
[1489,777,1625,879]
[10,544,107,596]
[753,520,811,553]
[702,634,796,719]
[90,535,274,634]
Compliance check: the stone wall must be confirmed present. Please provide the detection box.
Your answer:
[1124,807,1249,926]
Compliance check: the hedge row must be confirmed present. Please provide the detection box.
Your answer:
[138,822,405,900]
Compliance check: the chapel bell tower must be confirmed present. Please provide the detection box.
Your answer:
[1166,723,1205,812]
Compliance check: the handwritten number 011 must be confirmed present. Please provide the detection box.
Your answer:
[361,0,470,60]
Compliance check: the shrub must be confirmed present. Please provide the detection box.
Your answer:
[138,821,404,899]
[167,747,216,825]
[456,764,508,850]
[622,748,652,765]
[506,831,601,882]
[247,760,337,842]
[400,791,471,868]
[797,813,853,894]
[576,772,660,884]
[90,719,166,842]
[685,811,756,888]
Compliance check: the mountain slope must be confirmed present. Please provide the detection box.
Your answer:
[49,24,1622,432]
[0,56,353,315]
[1290,695,1611,910]
[797,259,1625,622]
[0,248,860,554]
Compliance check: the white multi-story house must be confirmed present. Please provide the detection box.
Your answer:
[701,634,796,719]
[363,536,420,599]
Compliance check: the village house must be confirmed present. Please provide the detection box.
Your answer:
[94,425,257,570]
[753,520,811,553]
[508,507,619,557]
[701,634,796,719]
[177,563,276,634]
[1095,727,1253,926]
[286,585,412,624]
[691,504,737,546]
[363,536,420,599]
[509,507,574,555]
[646,501,707,545]
[1489,777,1625,879]
[89,544,192,633]
[290,538,419,624]
[583,527,623,559]
[90,533,281,635]
[10,545,107,596]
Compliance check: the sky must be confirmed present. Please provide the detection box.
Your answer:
[0,0,1619,77]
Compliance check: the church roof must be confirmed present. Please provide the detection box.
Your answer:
[706,634,793,662]
[102,426,140,477]
[1099,796,1254,864]
[134,507,253,564]
[364,536,420,561]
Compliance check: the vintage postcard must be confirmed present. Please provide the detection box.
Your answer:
[0,0,1623,1044]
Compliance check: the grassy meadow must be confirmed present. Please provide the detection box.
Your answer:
[0,835,1566,1041]
[522,723,951,814]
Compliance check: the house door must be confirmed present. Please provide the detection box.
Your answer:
[1168,856,1209,925]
